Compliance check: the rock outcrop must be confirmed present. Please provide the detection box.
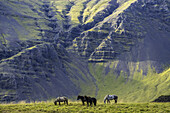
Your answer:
[153,95,170,102]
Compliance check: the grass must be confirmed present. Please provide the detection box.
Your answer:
[0,101,169,113]
[88,63,170,102]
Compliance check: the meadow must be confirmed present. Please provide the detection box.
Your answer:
[0,101,169,113]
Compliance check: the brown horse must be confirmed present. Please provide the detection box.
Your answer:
[54,96,68,105]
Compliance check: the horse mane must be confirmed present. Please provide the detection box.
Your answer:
[104,95,109,103]
[77,95,85,100]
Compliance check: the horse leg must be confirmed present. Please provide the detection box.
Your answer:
[94,99,97,106]
[66,100,68,105]
[90,101,92,106]
[59,102,60,105]
[115,99,117,103]
[82,100,85,105]
[87,101,89,107]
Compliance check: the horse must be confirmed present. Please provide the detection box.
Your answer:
[54,96,68,105]
[84,96,97,106]
[77,95,86,105]
[77,95,97,106]
[104,94,118,104]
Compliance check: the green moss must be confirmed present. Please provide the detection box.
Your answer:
[88,29,109,33]
[12,17,42,41]
[84,0,111,24]
[68,0,87,25]
[1,45,38,62]
[66,62,96,96]
[102,0,137,23]
[0,33,9,45]
[160,68,170,76]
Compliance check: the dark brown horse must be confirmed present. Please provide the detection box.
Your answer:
[77,95,86,105]
[77,95,97,106]
[54,96,68,105]
[84,96,97,106]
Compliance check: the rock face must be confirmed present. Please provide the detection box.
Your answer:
[0,0,97,102]
[153,95,170,102]
[0,0,170,102]
[0,43,96,102]
[71,0,170,75]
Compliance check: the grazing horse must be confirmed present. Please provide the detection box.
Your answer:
[77,95,97,106]
[77,95,87,105]
[104,95,118,104]
[54,96,68,105]
[84,96,97,106]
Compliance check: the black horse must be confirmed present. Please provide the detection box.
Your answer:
[84,96,97,106]
[77,95,86,105]
[77,95,97,106]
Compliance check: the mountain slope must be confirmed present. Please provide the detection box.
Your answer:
[0,0,170,102]
[89,63,170,102]
[0,42,97,102]
[71,0,170,74]
[0,0,97,102]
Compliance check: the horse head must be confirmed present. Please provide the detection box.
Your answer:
[77,95,81,100]
[84,96,89,101]
[104,94,109,104]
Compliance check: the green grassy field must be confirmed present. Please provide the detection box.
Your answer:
[0,101,169,113]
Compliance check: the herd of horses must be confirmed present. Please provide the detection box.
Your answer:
[54,94,118,106]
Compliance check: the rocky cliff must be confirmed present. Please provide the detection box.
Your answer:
[0,0,97,102]
[70,0,170,75]
[0,0,169,102]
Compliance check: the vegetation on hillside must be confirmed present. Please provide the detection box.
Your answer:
[88,63,170,102]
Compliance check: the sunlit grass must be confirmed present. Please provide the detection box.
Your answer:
[0,101,169,113]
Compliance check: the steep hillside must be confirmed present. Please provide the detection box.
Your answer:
[89,63,170,102]
[0,42,97,102]
[0,0,170,102]
[70,0,170,75]
[0,0,97,102]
